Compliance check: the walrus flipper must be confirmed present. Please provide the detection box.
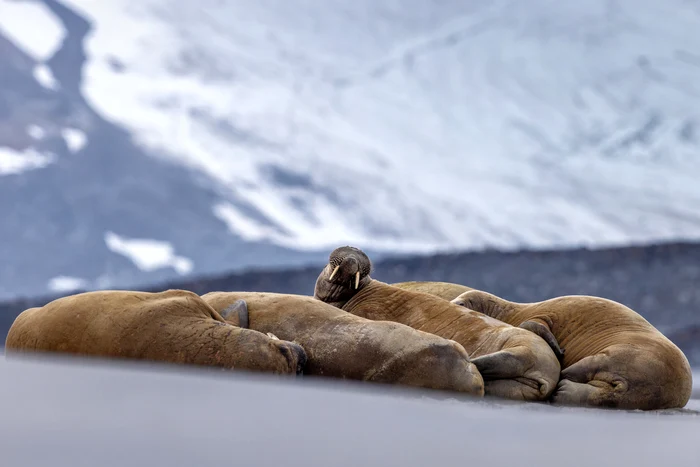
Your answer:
[519,320,565,363]
[220,299,249,329]
[471,350,524,379]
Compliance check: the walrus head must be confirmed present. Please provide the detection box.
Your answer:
[314,246,372,305]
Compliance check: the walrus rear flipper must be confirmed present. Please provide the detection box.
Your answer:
[471,350,524,379]
[220,299,249,329]
[551,354,624,408]
[474,348,557,400]
[519,320,565,363]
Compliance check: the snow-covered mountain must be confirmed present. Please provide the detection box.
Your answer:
[2,0,700,300]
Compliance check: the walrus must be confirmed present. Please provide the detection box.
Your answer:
[201,291,485,396]
[5,289,307,376]
[391,281,564,359]
[446,288,694,410]
[313,246,561,402]
[392,281,474,301]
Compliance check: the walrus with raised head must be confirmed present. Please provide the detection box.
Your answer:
[445,288,694,410]
[202,291,485,396]
[5,289,307,376]
[313,246,561,402]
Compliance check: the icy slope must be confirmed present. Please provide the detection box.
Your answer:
[60,0,700,251]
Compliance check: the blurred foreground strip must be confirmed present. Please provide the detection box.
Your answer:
[0,355,698,467]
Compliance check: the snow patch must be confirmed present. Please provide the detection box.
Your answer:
[0,146,55,175]
[61,128,87,153]
[212,201,449,254]
[48,276,89,293]
[0,0,66,61]
[26,125,46,140]
[33,64,59,90]
[104,231,194,275]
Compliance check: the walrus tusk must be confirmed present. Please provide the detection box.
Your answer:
[329,265,340,281]
[354,271,360,289]
[267,332,280,340]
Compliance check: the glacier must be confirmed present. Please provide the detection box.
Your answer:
[52,0,700,253]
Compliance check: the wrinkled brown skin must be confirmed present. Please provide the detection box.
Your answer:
[392,281,565,361]
[314,247,561,402]
[451,289,694,410]
[392,281,475,301]
[202,291,485,397]
[4,289,306,376]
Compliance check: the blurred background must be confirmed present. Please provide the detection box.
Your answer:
[1,0,699,369]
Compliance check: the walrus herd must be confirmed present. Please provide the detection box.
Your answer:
[313,247,561,401]
[4,245,693,411]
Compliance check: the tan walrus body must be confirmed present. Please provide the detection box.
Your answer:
[202,291,485,396]
[392,281,474,301]
[5,289,306,375]
[392,281,564,359]
[447,288,694,410]
[313,247,561,402]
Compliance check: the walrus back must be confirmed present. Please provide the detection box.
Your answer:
[7,290,212,357]
[202,291,485,396]
[5,289,307,376]
[345,281,517,353]
[341,281,561,400]
[517,296,673,366]
[5,307,45,351]
[391,281,475,301]
[505,294,693,409]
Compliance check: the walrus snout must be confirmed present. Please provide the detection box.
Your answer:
[327,246,372,288]
[315,247,374,303]
[275,341,308,376]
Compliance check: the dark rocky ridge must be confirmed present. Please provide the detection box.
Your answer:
[2,241,699,366]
